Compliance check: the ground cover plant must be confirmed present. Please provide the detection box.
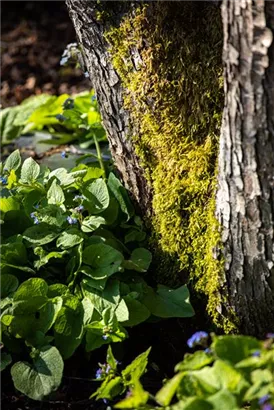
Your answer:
[0,149,194,401]
[93,334,274,410]
[1,90,106,148]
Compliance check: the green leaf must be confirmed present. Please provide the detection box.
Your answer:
[123,248,152,272]
[0,108,24,143]
[14,278,48,301]
[156,372,185,406]
[0,197,20,214]
[207,389,238,410]
[11,298,63,343]
[94,376,123,400]
[115,379,149,409]
[27,94,69,127]
[115,298,129,322]
[81,215,106,233]
[34,248,68,269]
[0,352,12,371]
[108,173,134,221]
[85,322,127,352]
[54,296,84,359]
[4,149,21,171]
[82,297,95,326]
[244,368,273,401]
[83,179,110,214]
[213,336,261,365]
[121,297,150,327]
[107,345,118,370]
[121,347,151,386]
[175,351,214,372]
[47,284,70,298]
[11,345,64,401]
[56,228,84,249]
[83,244,124,279]
[212,360,249,394]
[23,223,59,246]
[47,179,65,205]
[47,168,75,187]
[82,167,104,181]
[14,94,53,126]
[0,274,19,298]
[20,157,40,184]
[173,398,214,410]
[142,285,194,318]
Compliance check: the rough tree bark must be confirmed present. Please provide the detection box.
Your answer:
[66,0,274,335]
[66,1,152,216]
[216,0,274,335]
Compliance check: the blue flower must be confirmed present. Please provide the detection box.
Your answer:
[204,348,212,354]
[262,404,274,410]
[252,350,261,357]
[105,364,111,374]
[75,205,84,212]
[259,396,271,406]
[67,216,78,225]
[56,114,67,122]
[61,151,67,159]
[73,194,84,202]
[30,212,39,224]
[95,368,103,380]
[60,56,68,66]
[84,71,89,78]
[102,399,108,404]
[102,334,108,341]
[266,333,274,339]
[91,95,97,102]
[187,331,209,349]
[0,176,8,185]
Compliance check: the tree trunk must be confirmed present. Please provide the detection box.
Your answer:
[216,0,274,335]
[66,0,274,335]
[65,1,152,216]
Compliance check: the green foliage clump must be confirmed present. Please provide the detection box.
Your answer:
[0,90,106,147]
[0,150,194,400]
[96,334,274,410]
[104,3,228,327]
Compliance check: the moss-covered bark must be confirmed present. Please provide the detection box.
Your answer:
[66,1,231,329]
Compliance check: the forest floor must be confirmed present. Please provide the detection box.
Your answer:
[1,2,212,409]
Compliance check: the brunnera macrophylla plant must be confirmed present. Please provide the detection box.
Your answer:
[0,150,194,401]
[95,334,274,410]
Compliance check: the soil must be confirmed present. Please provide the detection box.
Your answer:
[0,2,213,409]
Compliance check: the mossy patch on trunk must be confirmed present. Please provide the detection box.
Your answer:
[105,2,237,331]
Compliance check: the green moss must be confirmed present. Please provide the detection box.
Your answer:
[105,2,236,330]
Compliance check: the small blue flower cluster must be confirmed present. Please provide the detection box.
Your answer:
[75,205,84,213]
[60,42,78,66]
[67,216,78,225]
[61,151,67,159]
[0,176,8,185]
[73,194,84,202]
[56,114,67,123]
[95,363,111,380]
[187,331,209,349]
[30,212,39,225]
[91,95,97,102]
[259,395,273,410]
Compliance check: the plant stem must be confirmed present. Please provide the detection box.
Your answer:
[93,133,106,179]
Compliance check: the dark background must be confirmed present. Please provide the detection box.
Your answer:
[1,1,89,108]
